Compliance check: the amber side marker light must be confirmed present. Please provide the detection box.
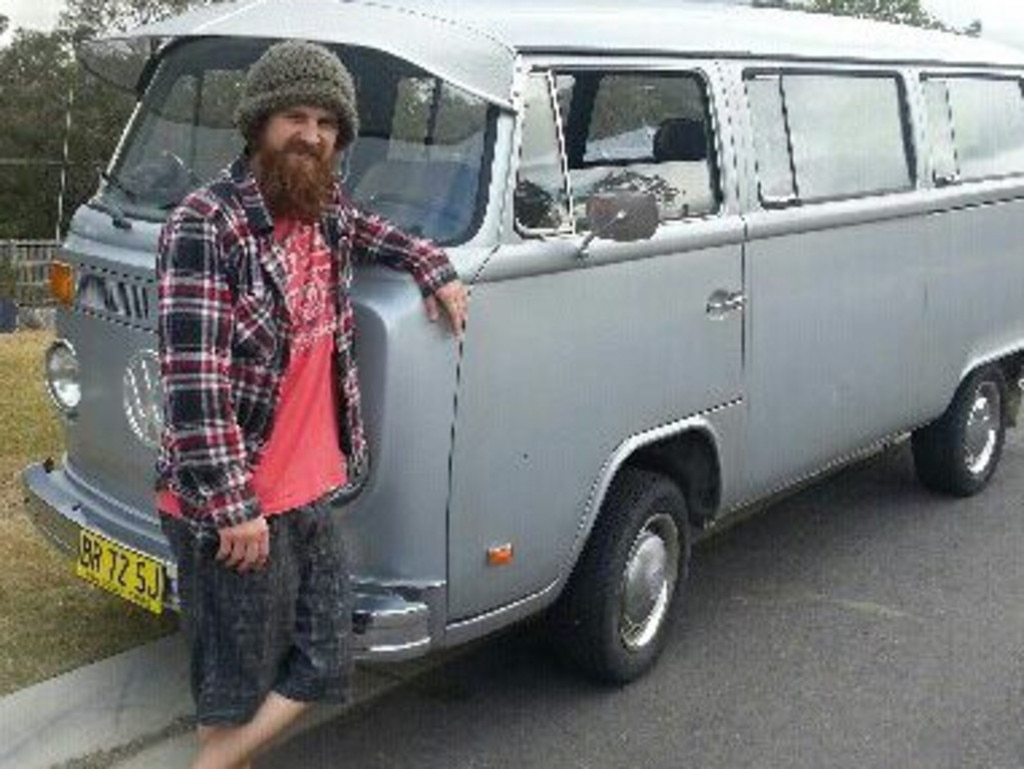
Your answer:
[487,543,514,566]
[50,261,75,307]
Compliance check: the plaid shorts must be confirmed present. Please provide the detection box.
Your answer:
[161,499,353,726]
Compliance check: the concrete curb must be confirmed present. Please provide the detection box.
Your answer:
[104,662,437,769]
[0,633,451,769]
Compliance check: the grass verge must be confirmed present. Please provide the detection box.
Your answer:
[0,330,177,697]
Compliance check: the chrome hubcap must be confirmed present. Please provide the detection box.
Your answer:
[964,381,1000,476]
[619,513,679,651]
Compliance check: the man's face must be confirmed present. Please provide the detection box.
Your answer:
[261,105,341,159]
[252,104,342,221]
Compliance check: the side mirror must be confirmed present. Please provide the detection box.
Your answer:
[579,191,659,258]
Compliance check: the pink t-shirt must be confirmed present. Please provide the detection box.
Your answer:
[159,217,347,519]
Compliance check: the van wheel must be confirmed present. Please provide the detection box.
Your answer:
[549,468,690,684]
[912,365,1007,497]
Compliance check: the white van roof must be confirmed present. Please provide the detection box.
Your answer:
[400,0,1024,65]
[108,0,1024,109]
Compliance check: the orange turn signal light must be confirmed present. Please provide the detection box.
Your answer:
[487,543,514,566]
[50,261,75,307]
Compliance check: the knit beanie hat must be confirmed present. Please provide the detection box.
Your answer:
[235,40,360,149]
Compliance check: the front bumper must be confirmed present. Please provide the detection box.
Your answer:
[21,460,438,662]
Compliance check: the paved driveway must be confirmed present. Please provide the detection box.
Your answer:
[260,433,1024,769]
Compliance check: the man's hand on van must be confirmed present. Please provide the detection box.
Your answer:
[217,516,270,572]
[425,280,469,339]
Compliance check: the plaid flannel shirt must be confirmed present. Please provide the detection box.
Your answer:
[156,156,457,529]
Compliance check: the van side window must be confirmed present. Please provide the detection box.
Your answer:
[745,77,796,203]
[745,72,913,205]
[554,71,720,229]
[922,79,960,185]
[515,73,572,232]
[923,76,1024,182]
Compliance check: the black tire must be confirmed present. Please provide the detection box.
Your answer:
[548,467,690,685]
[912,364,1008,497]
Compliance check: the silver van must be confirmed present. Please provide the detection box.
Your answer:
[23,0,1024,683]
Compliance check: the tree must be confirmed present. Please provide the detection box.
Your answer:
[811,0,943,28]
[0,14,9,37]
[752,0,982,35]
[0,30,76,238]
[0,0,227,238]
[59,0,208,41]
[0,26,141,239]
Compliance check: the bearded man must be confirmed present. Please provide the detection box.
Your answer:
[155,40,467,769]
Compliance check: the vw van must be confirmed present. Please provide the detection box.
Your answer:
[22,0,1024,683]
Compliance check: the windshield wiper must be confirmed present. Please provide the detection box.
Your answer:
[94,168,137,230]
[90,197,133,231]
[99,169,139,202]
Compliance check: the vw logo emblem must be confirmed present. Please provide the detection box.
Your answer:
[123,349,163,449]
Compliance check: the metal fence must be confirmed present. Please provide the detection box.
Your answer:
[0,240,58,307]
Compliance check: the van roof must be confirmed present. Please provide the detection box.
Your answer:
[387,0,1024,67]
[108,0,1024,109]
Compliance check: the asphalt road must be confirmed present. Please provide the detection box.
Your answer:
[259,432,1024,769]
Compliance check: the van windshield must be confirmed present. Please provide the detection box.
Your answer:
[100,37,496,245]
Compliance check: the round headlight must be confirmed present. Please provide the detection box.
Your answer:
[45,340,81,414]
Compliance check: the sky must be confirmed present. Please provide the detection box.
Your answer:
[2,0,1024,48]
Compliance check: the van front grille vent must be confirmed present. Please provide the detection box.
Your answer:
[76,270,153,328]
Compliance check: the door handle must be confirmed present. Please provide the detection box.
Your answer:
[706,289,745,319]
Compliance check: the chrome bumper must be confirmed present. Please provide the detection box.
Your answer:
[21,460,438,662]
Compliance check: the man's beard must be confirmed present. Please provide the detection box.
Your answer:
[255,137,337,221]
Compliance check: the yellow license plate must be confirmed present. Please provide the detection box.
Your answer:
[76,529,165,614]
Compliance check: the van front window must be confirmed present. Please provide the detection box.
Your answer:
[101,37,495,245]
